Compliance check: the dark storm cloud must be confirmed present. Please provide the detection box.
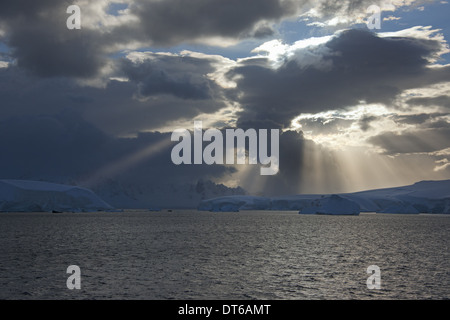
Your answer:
[0,66,90,118]
[0,0,304,78]
[126,0,299,46]
[0,65,227,136]
[9,23,103,78]
[228,29,450,129]
[368,127,450,155]
[0,0,106,78]
[427,119,450,129]
[0,0,58,18]
[0,0,432,79]
[0,111,109,179]
[119,54,221,100]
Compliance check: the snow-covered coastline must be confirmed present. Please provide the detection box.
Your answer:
[1,179,449,214]
[198,180,450,215]
[0,180,114,212]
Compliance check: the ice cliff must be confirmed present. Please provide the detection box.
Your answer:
[0,180,114,212]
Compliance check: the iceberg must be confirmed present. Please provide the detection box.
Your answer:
[299,195,360,215]
[378,204,419,214]
[198,195,270,212]
[0,180,114,212]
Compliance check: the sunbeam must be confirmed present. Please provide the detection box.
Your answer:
[80,138,173,188]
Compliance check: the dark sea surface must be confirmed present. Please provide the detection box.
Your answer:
[0,210,448,300]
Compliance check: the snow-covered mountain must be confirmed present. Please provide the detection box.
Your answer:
[0,180,114,212]
[198,180,450,214]
[340,180,450,214]
[92,179,246,209]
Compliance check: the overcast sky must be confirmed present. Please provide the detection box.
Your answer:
[0,0,449,199]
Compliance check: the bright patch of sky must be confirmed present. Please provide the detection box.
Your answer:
[289,104,395,149]
[106,2,129,16]
[375,1,450,64]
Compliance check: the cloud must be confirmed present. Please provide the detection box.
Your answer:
[0,54,231,136]
[358,114,379,132]
[0,0,305,78]
[392,112,449,125]
[0,0,440,80]
[227,28,450,129]
[384,16,402,21]
[295,116,354,135]
[125,0,300,46]
[119,52,223,100]
[0,111,110,179]
[302,0,423,27]
[0,1,108,78]
[368,127,450,154]
[407,95,450,109]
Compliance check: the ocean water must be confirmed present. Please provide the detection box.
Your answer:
[0,210,448,300]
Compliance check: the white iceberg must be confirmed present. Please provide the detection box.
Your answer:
[0,180,114,212]
[198,195,269,212]
[378,204,419,214]
[270,195,321,211]
[299,195,360,215]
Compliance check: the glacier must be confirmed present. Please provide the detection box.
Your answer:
[0,180,114,212]
[198,180,450,215]
[299,195,360,215]
[198,195,271,212]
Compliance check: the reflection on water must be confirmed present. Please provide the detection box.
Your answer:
[0,210,448,299]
